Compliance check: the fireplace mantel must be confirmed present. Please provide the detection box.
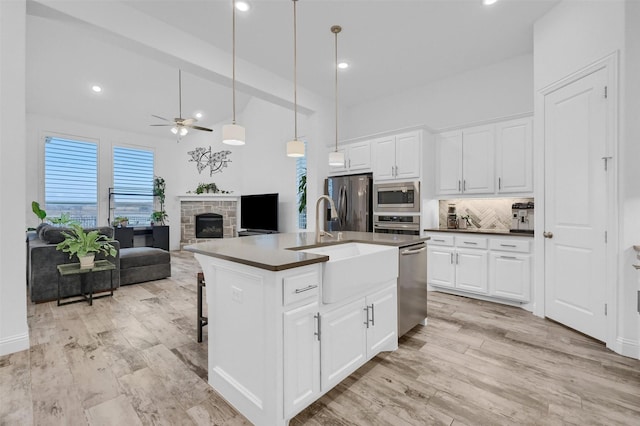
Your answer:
[176,194,240,202]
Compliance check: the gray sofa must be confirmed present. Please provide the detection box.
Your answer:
[27,225,121,303]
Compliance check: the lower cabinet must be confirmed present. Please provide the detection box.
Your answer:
[284,283,397,417]
[489,252,531,302]
[426,237,488,295]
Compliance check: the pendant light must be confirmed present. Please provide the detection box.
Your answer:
[223,0,246,145]
[328,25,345,166]
[286,0,305,157]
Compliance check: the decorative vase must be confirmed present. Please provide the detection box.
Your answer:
[79,254,95,269]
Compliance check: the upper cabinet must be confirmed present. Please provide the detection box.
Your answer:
[373,131,421,181]
[495,118,533,194]
[436,117,532,196]
[328,141,372,175]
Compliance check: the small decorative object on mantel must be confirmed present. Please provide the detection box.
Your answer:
[188,146,232,176]
[191,182,231,195]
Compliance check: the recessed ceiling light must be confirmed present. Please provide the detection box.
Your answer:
[235,1,250,12]
[195,112,203,119]
[91,85,102,93]
[338,62,349,69]
[483,0,498,5]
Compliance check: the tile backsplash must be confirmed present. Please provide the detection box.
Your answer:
[438,198,534,230]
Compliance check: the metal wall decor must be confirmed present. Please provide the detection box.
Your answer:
[188,147,232,176]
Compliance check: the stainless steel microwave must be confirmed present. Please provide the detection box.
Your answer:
[373,181,420,213]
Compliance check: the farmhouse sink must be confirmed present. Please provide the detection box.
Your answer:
[299,243,398,303]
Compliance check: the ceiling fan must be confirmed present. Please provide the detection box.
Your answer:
[151,69,213,139]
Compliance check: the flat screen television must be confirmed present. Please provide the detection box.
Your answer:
[240,193,279,233]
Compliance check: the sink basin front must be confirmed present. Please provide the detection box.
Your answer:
[300,243,398,303]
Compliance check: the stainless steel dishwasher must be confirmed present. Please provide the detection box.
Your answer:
[397,241,428,336]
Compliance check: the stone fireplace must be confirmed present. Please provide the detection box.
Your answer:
[178,195,238,247]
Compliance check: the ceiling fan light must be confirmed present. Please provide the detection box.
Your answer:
[286,139,305,157]
[179,127,189,136]
[329,151,345,166]
[222,123,246,145]
[171,126,179,135]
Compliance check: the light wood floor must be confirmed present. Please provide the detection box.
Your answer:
[2,251,639,425]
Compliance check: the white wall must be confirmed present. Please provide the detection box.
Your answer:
[343,54,534,138]
[0,0,29,356]
[533,0,638,359]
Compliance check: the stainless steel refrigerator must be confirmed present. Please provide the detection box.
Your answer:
[325,173,373,232]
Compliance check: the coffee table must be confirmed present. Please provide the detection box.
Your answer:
[57,260,116,306]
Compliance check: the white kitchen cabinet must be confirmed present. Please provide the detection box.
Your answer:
[427,236,488,295]
[320,283,397,391]
[489,251,531,302]
[427,246,455,288]
[496,118,533,194]
[283,301,320,418]
[373,131,421,181]
[329,141,372,175]
[455,248,488,294]
[436,125,494,195]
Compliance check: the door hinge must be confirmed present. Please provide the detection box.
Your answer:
[605,303,608,316]
[604,86,608,99]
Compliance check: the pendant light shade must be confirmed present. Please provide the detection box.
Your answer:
[286,0,305,158]
[223,0,246,146]
[329,25,343,166]
[222,123,245,145]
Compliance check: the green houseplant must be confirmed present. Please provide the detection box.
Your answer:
[32,201,47,223]
[152,176,168,225]
[56,223,117,269]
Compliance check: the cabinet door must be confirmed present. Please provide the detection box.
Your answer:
[152,225,169,251]
[373,136,396,180]
[347,142,372,172]
[427,246,455,288]
[395,132,421,180]
[462,125,495,194]
[365,285,397,358]
[328,147,348,174]
[455,248,488,294]
[320,298,367,391]
[489,253,531,302]
[436,131,463,194]
[114,227,134,248]
[496,118,533,194]
[283,302,320,417]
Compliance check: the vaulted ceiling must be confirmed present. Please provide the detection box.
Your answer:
[26,0,559,136]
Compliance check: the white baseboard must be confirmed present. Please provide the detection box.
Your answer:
[0,332,29,356]
[613,337,640,360]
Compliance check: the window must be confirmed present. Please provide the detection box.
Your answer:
[44,136,98,227]
[296,143,307,229]
[112,146,154,226]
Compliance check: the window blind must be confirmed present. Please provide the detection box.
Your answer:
[113,146,154,225]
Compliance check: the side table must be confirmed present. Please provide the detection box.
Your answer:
[57,260,116,306]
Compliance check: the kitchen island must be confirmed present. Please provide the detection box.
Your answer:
[185,231,427,426]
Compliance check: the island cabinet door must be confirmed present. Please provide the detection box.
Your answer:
[320,298,367,392]
[365,284,398,358]
[283,301,320,418]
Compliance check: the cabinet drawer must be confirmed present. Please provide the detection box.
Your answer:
[455,236,487,249]
[283,271,320,306]
[489,239,530,253]
[427,235,454,246]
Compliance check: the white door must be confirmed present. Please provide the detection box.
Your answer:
[436,131,463,194]
[462,125,495,194]
[373,136,396,180]
[283,302,320,418]
[365,285,397,357]
[544,68,609,341]
[320,298,367,391]
[395,132,421,179]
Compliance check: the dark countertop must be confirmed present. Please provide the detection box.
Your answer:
[424,228,534,237]
[185,231,429,271]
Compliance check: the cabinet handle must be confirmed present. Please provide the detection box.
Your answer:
[294,284,318,294]
[433,239,445,242]
[463,180,466,191]
[498,177,501,190]
[458,180,461,191]
[500,244,516,248]
[456,253,459,264]
[499,256,517,260]
[314,313,321,341]
[450,252,454,264]
[370,304,375,327]
[363,306,370,328]
[349,159,351,168]
[463,241,477,245]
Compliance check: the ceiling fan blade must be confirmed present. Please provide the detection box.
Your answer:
[188,125,213,132]
[150,124,173,127]
[182,118,196,126]
[151,114,171,122]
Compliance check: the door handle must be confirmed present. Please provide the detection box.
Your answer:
[543,232,554,239]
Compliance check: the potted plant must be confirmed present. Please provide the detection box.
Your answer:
[32,201,47,223]
[48,212,78,226]
[56,223,117,269]
[153,176,168,225]
[150,210,168,226]
[113,216,129,227]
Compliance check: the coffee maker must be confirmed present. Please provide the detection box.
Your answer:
[511,202,534,233]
